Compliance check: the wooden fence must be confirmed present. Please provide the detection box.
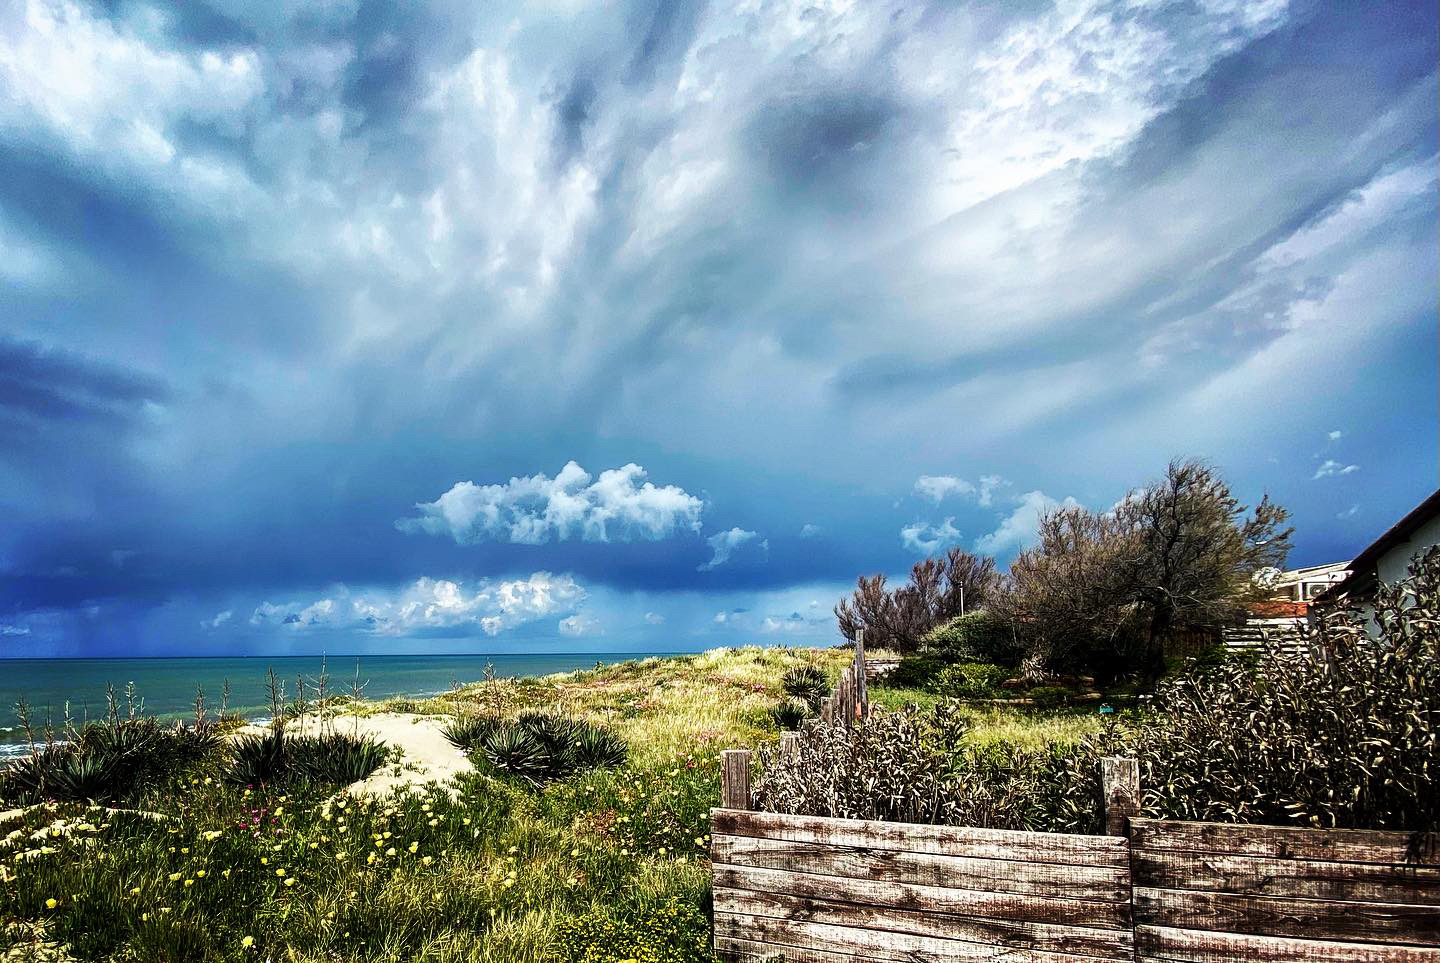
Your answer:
[711,648,1440,962]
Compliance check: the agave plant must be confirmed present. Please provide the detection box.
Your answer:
[768,698,810,731]
[480,724,553,785]
[441,715,504,751]
[781,665,829,708]
[567,723,628,770]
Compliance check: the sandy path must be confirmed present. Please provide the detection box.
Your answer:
[234,713,473,797]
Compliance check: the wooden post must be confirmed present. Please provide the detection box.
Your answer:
[720,749,752,810]
[820,699,834,724]
[1100,756,1140,836]
[853,629,868,720]
[779,731,801,762]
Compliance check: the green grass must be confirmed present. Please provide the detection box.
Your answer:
[0,645,1092,961]
[869,684,1105,749]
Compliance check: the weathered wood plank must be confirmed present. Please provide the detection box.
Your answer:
[1131,849,1440,905]
[720,750,751,811]
[1130,818,1440,866]
[711,835,1131,901]
[1134,924,1440,962]
[716,935,871,963]
[1100,757,1139,837]
[713,809,1130,864]
[714,886,1133,958]
[713,863,1131,929]
[714,913,1131,963]
[1133,886,1440,945]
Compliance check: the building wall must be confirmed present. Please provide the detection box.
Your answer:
[1376,512,1440,584]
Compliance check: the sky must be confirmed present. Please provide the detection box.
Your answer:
[0,0,1435,658]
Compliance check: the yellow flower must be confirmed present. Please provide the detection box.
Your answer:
[168,873,182,882]
[335,851,347,861]
[196,870,206,878]
[221,869,232,879]
[284,877,296,888]
[240,936,254,948]
[569,848,579,857]
[462,818,471,826]
[276,868,286,877]
[183,879,194,888]
[385,847,397,857]
[129,887,141,896]
[180,847,189,854]
[407,842,418,854]
[421,856,433,866]
[45,897,58,909]
[260,857,269,865]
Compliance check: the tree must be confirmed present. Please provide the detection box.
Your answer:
[835,548,998,653]
[998,458,1292,677]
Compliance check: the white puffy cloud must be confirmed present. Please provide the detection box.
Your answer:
[914,474,1007,507]
[1328,430,1343,442]
[557,613,601,636]
[250,572,584,636]
[643,611,665,625]
[397,462,704,545]
[899,517,961,555]
[798,523,824,538]
[0,625,31,637]
[1313,460,1359,480]
[201,609,233,630]
[698,528,766,572]
[974,491,1080,556]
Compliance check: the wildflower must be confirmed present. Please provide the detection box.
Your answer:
[130,887,141,896]
[45,897,58,909]
[180,847,189,854]
[196,870,206,878]
[183,879,194,887]
[276,868,286,877]
[284,877,296,888]
[421,855,433,866]
[168,873,182,882]
[222,869,232,879]
[385,847,397,857]
[335,851,347,861]
[261,857,269,865]
[570,848,579,857]
[462,817,471,826]
[407,841,418,854]
[241,936,254,948]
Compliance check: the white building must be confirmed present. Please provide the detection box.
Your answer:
[1317,488,1440,608]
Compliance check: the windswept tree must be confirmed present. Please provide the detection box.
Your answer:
[836,548,998,653]
[999,458,1292,676]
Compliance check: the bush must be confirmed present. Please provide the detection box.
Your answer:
[552,895,713,962]
[933,662,1009,699]
[753,704,1101,831]
[225,731,389,788]
[877,654,947,690]
[759,547,1440,833]
[923,611,1021,666]
[0,718,222,804]
[769,698,810,731]
[1027,685,1071,709]
[446,712,628,785]
[781,665,829,707]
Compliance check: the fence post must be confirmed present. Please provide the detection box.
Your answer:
[1099,756,1140,836]
[720,749,752,810]
[779,731,800,762]
[853,629,868,720]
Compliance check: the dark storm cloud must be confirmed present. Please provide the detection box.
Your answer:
[0,0,1434,653]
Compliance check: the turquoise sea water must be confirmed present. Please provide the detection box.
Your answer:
[0,653,669,756]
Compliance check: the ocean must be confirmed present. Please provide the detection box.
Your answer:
[0,653,672,757]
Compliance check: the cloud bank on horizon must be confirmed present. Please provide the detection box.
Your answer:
[0,0,1434,656]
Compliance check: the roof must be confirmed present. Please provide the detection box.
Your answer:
[1315,487,1440,603]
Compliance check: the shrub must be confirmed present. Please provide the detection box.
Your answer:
[552,895,713,962]
[922,611,1021,667]
[759,547,1440,833]
[769,698,810,731]
[1122,545,1440,831]
[753,704,1102,832]
[1027,685,1071,709]
[225,731,389,788]
[781,665,829,707]
[933,662,1009,699]
[448,712,628,785]
[440,714,504,751]
[877,654,947,690]
[0,718,222,804]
